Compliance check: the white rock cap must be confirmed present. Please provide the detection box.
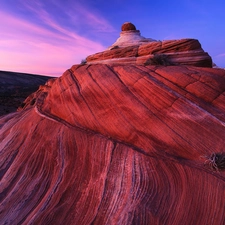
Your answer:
[108,22,156,49]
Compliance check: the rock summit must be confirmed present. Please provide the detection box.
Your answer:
[121,22,137,31]
[87,22,212,67]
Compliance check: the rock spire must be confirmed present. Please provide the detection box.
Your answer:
[108,22,156,49]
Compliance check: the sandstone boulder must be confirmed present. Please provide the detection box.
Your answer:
[121,22,137,31]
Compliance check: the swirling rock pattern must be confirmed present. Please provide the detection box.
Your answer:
[1,64,225,224]
[86,39,212,67]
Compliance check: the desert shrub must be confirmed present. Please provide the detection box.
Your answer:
[30,98,36,106]
[145,54,174,66]
[110,45,119,50]
[204,152,225,171]
[81,59,87,65]
[20,102,26,108]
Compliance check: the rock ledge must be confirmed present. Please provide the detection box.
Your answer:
[86,22,212,67]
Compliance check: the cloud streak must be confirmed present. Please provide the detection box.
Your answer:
[20,0,116,37]
[0,1,115,76]
[215,53,225,58]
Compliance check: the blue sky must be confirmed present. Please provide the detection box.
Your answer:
[0,0,224,76]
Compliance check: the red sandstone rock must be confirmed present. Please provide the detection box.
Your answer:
[86,22,212,67]
[138,41,162,55]
[160,38,202,52]
[86,45,139,61]
[87,38,212,67]
[121,22,137,31]
[1,64,225,224]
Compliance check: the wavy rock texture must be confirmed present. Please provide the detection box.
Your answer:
[86,39,212,67]
[1,64,225,224]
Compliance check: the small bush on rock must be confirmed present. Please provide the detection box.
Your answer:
[81,59,87,65]
[145,54,174,66]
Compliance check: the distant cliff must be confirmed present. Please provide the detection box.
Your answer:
[0,70,52,116]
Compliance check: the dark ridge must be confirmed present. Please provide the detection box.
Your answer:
[0,70,53,116]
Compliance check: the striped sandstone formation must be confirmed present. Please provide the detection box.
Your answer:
[0,23,225,225]
[86,22,212,67]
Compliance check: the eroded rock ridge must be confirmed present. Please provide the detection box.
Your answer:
[87,22,212,67]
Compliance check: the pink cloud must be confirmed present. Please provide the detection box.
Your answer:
[20,0,116,34]
[0,7,110,76]
[216,53,225,58]
[70,4,116,33]
[0,10,105,49]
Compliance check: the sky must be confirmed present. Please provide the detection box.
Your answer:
[0,0,224,76]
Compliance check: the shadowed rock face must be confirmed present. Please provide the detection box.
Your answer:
[0,70,52,116]
[1,63,225,224]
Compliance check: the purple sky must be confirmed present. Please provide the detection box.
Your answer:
[0,0,224,76]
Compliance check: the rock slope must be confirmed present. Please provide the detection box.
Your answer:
[0,70,52,116]
[1,63,225,224]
